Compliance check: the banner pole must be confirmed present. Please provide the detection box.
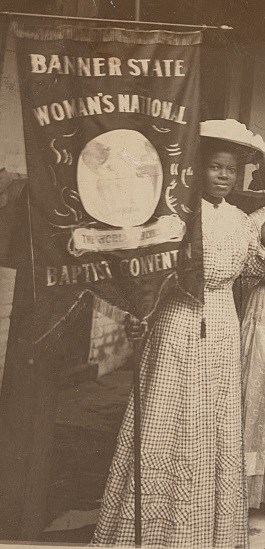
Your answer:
[0,11,233,30]
[133,4,142,545]
[133,336,142,547]
[135,0,141,22]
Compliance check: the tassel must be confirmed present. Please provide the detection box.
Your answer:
[201,318,206,339]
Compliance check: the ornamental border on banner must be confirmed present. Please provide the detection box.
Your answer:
[11,21,202,46]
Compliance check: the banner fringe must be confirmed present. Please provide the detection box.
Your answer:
[12,20,202,45]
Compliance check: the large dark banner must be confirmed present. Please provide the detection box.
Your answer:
[14,22,202,320]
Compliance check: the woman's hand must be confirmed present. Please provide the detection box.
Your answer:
[124,314,148,341]
[261,221,265,247]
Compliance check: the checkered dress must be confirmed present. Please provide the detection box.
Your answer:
[92,200,265,548]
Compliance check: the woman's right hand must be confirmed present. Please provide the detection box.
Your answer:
[124,314,148,341]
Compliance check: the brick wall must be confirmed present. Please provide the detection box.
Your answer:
[89,298,132,378]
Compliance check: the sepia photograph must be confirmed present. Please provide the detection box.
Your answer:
[0,1,265,548]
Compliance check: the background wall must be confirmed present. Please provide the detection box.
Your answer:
[0,267,16,389]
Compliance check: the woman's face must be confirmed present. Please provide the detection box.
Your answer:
[204,151,238,198]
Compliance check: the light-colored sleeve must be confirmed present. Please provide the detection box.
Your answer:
[242,207,265,288]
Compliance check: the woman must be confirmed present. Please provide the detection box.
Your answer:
[92,120,265,548]
[242,207,265,509]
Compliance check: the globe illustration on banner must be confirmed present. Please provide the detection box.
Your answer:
[77,129,163,228]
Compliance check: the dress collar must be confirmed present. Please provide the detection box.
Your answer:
[202,196,225,209]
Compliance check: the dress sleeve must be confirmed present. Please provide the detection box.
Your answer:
[242,207,265,288]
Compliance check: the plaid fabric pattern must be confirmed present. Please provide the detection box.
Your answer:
[92,200,265,548]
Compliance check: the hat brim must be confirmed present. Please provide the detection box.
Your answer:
[200,136,262,164]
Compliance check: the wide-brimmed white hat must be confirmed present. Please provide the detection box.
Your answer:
[200,119,265,162]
